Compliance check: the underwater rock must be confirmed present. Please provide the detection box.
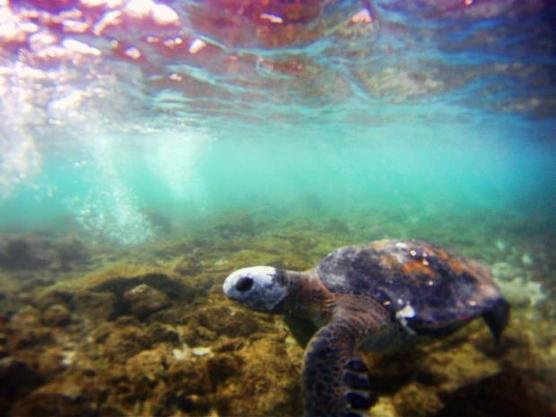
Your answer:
[125,346,170,386]
[55,239,91,271]
[34,289,74,311]
[85,272,196,320]
[521,253,533,266]
[123,284,171,318]
[418,337,501,394]
[212,337,301,416]
[499,277,545,308]
[10,305,42,328]
[0,216,552,417]
[12,328,53,350]
[173,254,203,276]
[42,304,71,327]
[145,322,180,345]
[495,239,507,251]
[9,377,98,417]
[0,238,54,270]
[360,324,511,417]
[370,397,399,417]
[72,291,117,321]
[19,278,56,293]
[491,262,518,281]
[392,383,443,417]
[0,334,7,360]
[0,357,45,415]
[94,322,153,361]
[91,272,188,301]
[35,346,69,377]
[96,343,215,416]
[179,302,275,345]
[164,354,212,414]
[437,367,556,417]
[0,237,90,272]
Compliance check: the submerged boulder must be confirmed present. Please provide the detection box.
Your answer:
[0,239,53,270]
[42,304,72,327]
[123,284,171,318]
[72,291,117,322]
[212,337,302,416]
[173,254,203,276]
[0,357,44,415]
[0,236,91,272]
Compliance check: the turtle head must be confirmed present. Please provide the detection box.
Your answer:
[223,266,289,313]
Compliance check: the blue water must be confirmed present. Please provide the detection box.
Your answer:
[1,0,555,246]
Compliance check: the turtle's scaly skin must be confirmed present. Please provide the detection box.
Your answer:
[223,239,510,417]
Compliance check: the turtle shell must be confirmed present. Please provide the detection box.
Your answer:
[316,240,503,335]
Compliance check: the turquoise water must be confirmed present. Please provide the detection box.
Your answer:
[1,1,555,247]
[0,1,556,416]
[2,113,554,242]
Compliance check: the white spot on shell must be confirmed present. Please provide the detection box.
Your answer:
[396,304,416,335]
[410,250,417,257]
[396,304,416,319]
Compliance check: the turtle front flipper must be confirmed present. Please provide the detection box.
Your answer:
[303,296,390,417]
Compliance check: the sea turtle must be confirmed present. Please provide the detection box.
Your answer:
[222,239,509,417]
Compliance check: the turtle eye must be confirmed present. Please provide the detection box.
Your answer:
[236,276,254,292]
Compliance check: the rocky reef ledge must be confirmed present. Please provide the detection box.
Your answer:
[0,216,555,416]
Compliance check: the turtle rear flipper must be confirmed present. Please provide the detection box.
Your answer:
[303,296,389,417]
[482,298,510,342]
